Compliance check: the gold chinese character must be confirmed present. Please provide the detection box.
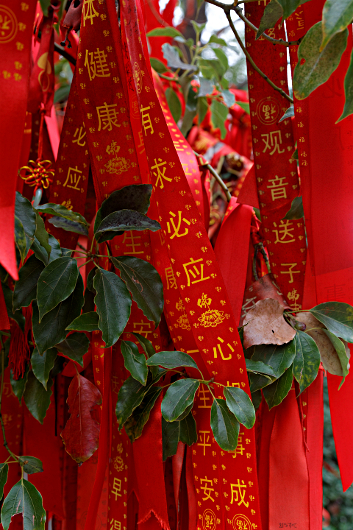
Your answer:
[96,102,120,131]
[165,266,177,289]
[272,220,295,244]
[200,477,215,502]
[82,0,99,26]
[198,431,211,456]
[261,130,285,155]
[140,105,154,135]
[133,321,152,338]
[198,386,212,409]
[123,231,143,255]
[183,257,210,286]
[267,175,288,201]
[213,337,233,361]
[287,288,301,311]
[280,263,300,283]
[73,123,86,147]
[111,477,122,501]
[84,48,110,80]
[230,480,249,507]
[151,158,172,189]
[63,166,82,191]
[110,519,121,530]
[167,211,190,239]
[230,431,245,459]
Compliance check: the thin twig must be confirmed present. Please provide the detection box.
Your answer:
[54,42,76,66]
[158,72,181,84]
[194,151,232,202]
[224,11,293,104]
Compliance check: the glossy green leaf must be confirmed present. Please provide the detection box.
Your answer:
[2,479,46,530]
[116,376,149,428]
[257,0,282,38]
[48,217,89,236]
[293,331,320,393]
[31,347,57,390]
[175,403,193,421]
[293,23,348,100]
[166,87,182,123]
[222,89,235,108]
[39,0,50,15]
[210,100,228,139]
[161,379,199,422]
[248,341,296,377]
[15,216,27,263]
[37,257,79,320]
[245,359,277,377]
[276,0,311,19]
[279,106,295,122]
[248,372,275,393]
[34,213,51,256]
[95,210,160,243]
[322,0,353,49]
[150,58,168,73]
[31,235,61,266]
[223,387,256,429]
[2,284,24,330]
[210,399,239,451]
[263,366,293,409]
[251,390,262,410]
[13,255,44,310]
[162,417,180,460]
[310,302,353,343]
[179,412,197,446]
[47,235,62,263]
[147,27,183,38]
[147,351,198,371]
[133,333,156,358]
[112,256,163,327]
[32,276,84,353]
[337,47,353,122]
[56,332,90,367]
[197,96,208,124]
[23,372,53,424]
[18,456,43,475]
[180,108,197,137]
[66,312,99,332]
[124,386,162,442]
[323,330,349,389]
[35,203,88,227]
[10,368,29,403]
[120,340,148,385]
[283,196,304,220]
[94,269,131,347]
[15,192,36,241]
[0,464,8,499]
[162,43,196,71]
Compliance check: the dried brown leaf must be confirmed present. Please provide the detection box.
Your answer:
[243,298,296,349]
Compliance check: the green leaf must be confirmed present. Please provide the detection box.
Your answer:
[179,412,197,446]
[293,22,348,100]
[35,203,88,227]
[186,85,198,112]
[48,217,89,236]
[47,235,62,263]
[112,256,163,327]
[248,341,296,377]
[276,0,311,19]
[120,340,148,385]
[32,276,84,354]
[257,0,283,38]
[124,386,162,442]
[180,109,197,137]
[34,213,51,257]
[248,372,274,393]
[54,84,71,104]
[116,376,149,428]
[263,366,293,409]
[10,368,29,403]
[337,47,353,122]
[162,43,196,71]
[198,78,214,97]
[13,255,44,310]
[31,235,61,266]
[293,330,320,393]
[37,257,79,320]
[245,359,277,378]
[161,379,199,421]
[66,312,99,332]
[94,269,132,348]
[2,284,24,330]
[175,403,193,421]
[279,106,295,122]
[236,101,250,114]
[23,372,53,424]
[197,96,208,124]
[191,20,206,35]
[162,417,180,460]
[322,0,353,49]
[147,351,198,371]
[15,193,36,241]
[0,464,8,499]
[214,48,229,72]
[251,390,262,411]
[1,479,46,530]
[283,196,304,220]
[147,27,183,38]
[166,87,182,123]
[18,456,43,475]
[210,399,239,451]
[56,332,90,367]
[39,0,50,15]
[221,89,235,108]
[323,330,350,388]
[223,387,256,429]
[15,216,27,263]
[94,210,160,243]
[94,184,153,234]
[133,333,156,358]
[210,100,228,139]
[209,34,227,47]
[150,58,168,73]
[31,347,57,390]
[310,302,353,343]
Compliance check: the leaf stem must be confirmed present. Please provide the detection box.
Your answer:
[158,73,181,84]
[78,258,93,269]
[193,151,232,202]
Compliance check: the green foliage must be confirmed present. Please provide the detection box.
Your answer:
[1,479,46,530]
[23,372,53,424]
[310,302,353,343]
[211,399,240,451]
[256,0,283,38]
[283,196,304,220]
[120,341,148,385]
[293,331,321,393]
[31,348,57,390]
[161,379,199,421]
[166,87,182,123]
[321,0,353,49]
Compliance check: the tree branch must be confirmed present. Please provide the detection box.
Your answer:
[194,151,232,202]
[54,42,76,66]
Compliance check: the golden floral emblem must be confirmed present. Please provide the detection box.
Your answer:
[104,141,131,175]
[197,293,225,328]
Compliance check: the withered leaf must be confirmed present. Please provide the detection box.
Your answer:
[61,374,102,464]
[243,298,296,349]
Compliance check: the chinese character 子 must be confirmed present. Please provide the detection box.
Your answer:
[63,166,82,191]
[84,48,110,81]
[82,0,99,26]
[280,263,300,284]
[151,158,172,189]
[96,102,120,132]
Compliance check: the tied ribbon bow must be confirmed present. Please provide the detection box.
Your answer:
[18,159,54,193]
